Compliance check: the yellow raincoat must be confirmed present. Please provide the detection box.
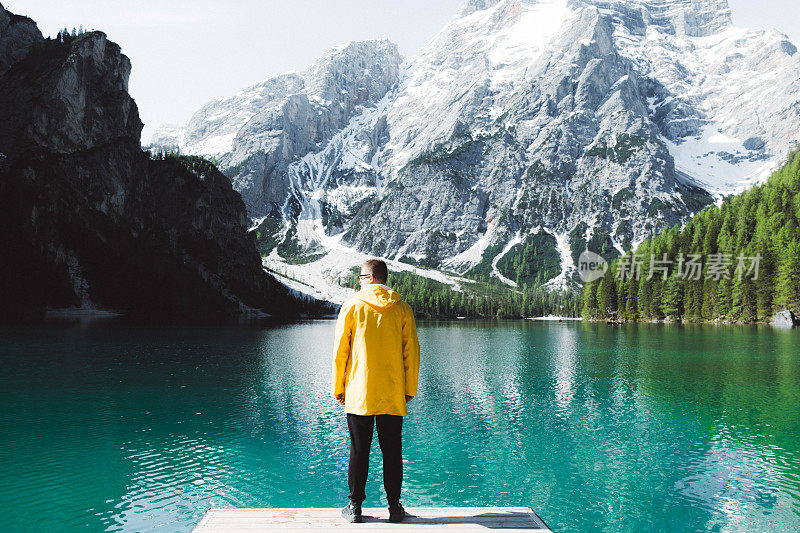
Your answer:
[332,284,420,416]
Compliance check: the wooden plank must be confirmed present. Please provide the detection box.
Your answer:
[192,507,551,532]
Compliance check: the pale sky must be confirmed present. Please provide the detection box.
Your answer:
[4,0,799,142]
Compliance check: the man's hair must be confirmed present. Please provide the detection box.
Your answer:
[362,259,388,284]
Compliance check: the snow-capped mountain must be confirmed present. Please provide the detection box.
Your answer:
[151,0,800,291]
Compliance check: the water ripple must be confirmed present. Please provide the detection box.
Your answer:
[1,322,799,531]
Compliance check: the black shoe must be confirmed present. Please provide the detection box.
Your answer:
[341,500,362,523]
[388,502,405,523]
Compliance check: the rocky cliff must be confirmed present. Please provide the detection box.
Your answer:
[0,2,292,323]
[151,0,800,289]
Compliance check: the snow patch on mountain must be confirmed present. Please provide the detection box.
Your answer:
[665,124,776,194]
[490,232,522,286]
[545,229,577,291]
[262,241,471,306]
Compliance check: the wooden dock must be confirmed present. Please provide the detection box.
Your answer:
[192,507,552,531]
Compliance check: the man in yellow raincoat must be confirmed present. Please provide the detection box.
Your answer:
[332,258,420,524]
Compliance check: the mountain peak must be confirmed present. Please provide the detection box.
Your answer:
[325,38,397,55]
[583,0,731,37]
[458,0,731,37]
[0,2,43,76]
[307,39,401,81]
[151,0,799,289]
[459,0,504,17]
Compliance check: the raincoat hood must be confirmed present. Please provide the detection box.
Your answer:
[354,284,402,311]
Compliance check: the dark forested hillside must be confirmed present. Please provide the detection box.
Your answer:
[0,5,296,323]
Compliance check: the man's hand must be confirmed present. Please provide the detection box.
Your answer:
[405,395,414,403]
[335,393,345,405]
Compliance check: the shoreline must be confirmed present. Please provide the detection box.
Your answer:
[5,314,796,328]
[584,318,795,327]
[526,315,582,321]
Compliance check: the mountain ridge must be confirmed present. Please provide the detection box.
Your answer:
[150,0,800,292]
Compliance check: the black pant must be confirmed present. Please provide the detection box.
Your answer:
[346,413,403,505]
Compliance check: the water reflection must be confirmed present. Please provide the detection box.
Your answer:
[552,323,578,417]
[0,322,799,532]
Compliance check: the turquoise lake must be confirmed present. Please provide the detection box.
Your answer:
[1,320,799,532]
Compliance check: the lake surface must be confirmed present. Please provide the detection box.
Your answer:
[1,320,799,532]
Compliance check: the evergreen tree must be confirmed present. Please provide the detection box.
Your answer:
[581,280,599,319]
[662,274,683,318]
[598,277,618,317]
[625,277,638,319]
[776,241,800,312]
